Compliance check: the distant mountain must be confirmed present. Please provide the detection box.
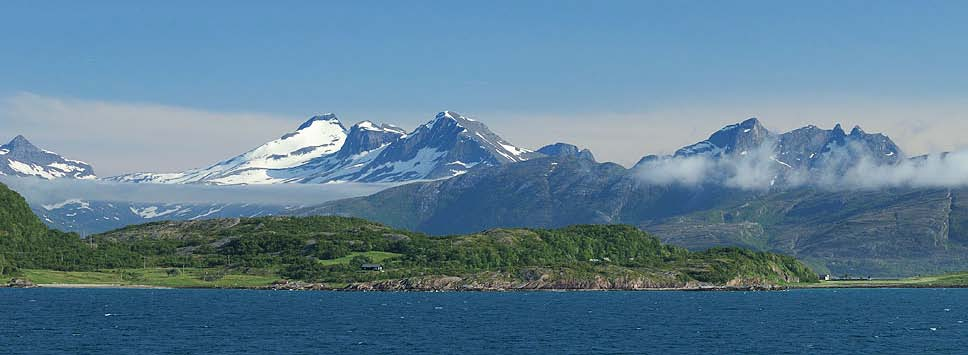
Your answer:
[298,118,968,277]
[108,114,349,184]
[0,135,96,180]
[32,199,296,236]
[109,111,540,185]
[674,118,773,158]
[537,143,596,162]
[672,117,902,170]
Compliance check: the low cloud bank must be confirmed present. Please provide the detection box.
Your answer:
[0,176,396,206]
[635,144,968,191]
[0,92,297,176]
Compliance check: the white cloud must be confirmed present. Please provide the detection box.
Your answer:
[635,142,780,191]
[0,175,393,206]
[634,144,968,191]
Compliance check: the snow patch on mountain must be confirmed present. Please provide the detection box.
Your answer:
[0,135,96,180]
[129,205,183,219]
[42,199,91,211]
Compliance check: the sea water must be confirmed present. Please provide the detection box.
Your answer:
[1,288,966,354]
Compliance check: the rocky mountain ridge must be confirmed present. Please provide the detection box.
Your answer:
[0,135,96,180]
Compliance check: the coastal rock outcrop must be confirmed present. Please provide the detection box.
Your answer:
[6,278,36,288]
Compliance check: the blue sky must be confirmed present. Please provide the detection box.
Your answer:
[2,1,968,175]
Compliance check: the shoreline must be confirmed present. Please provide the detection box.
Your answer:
[791,283,968,290]
[6,282,780,292]
[35,283,174,289]
[6,283,967,291]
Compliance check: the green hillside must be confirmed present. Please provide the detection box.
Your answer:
[90,217,817,288]
[2,182,817,289]
[0,183,100,274]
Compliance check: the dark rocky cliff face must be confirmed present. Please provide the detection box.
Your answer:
[334,122,405,158]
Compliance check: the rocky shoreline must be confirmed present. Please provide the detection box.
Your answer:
[262,276,786,292]
[4,278,37,288]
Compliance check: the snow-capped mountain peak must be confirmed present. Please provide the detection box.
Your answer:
[289,111,539,183]
[297,113,342,130]
[675,117,772,158]
[354,120,406,135]
[110,111,538,185]
[108,114,349,185]
[7,135,35,149]
[656,118,905,181]
[336,121,407,157]
[243,114,347,170]
[0,135,96,180]
[435,110,473,122]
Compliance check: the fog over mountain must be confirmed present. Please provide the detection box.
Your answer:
[0,176,392,206]
[635,119,968,191]
[638,144,968,191]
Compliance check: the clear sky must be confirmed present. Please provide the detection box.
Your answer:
[2,1,968,175]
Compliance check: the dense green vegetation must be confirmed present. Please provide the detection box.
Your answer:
[1,182,818,287]
[0,183,116,274]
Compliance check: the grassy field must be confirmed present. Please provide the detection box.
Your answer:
[19,268,280,288]
[317,251,403,266]
[797,272,968,288]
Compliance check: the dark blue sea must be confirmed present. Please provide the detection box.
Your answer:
[1,288,966,354]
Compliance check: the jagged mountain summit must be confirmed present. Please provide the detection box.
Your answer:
[643,118,906,187]
[0,135,96,180]
[291,111,542,183]
[674,117,773,158]
[108,111,541,185]
[672,118,901,165]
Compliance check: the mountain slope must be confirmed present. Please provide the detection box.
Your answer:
[0,182,97,273]
[0,181,49,239]
[0,135,96,180]
[109,114,348,185]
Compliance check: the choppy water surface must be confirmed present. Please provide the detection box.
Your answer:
[1,288,966,354]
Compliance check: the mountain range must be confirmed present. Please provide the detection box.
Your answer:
[4,112,967,276]
[107,111,539,185]
[3,111,545,233]
[297,118,967,277]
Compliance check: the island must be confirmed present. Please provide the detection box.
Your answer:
[1,182,820,291]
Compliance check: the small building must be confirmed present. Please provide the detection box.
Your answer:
[819,274,832,281]
[361,264,384,271]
